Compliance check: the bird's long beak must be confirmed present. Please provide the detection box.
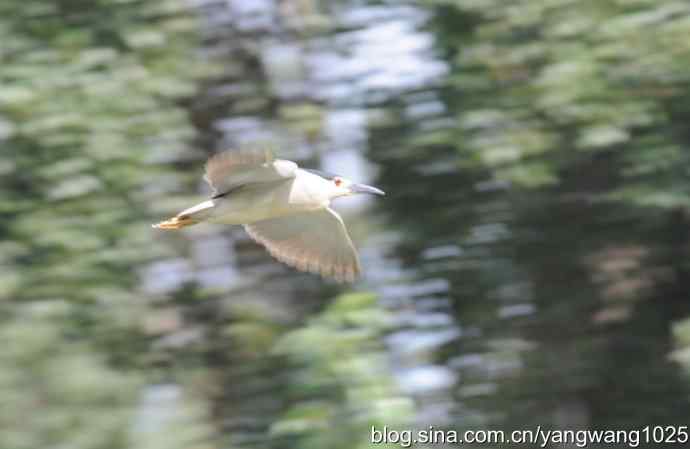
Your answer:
[350,183,385,196]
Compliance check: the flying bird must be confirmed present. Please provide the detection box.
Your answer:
[153,148,385,282]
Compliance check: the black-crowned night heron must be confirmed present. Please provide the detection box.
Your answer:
[153,148,385,282]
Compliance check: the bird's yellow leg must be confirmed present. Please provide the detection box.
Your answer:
[152,214,196,230]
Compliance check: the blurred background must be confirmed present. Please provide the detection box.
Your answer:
[3,0,690,447]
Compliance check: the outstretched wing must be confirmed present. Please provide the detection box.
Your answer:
[204,148,298,196]
[244,208,361,282]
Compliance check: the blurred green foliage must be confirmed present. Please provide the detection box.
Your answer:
[428,0,690,206]
[6,0,690,446]
[0,0,214,447]
[167,288,410,449]
[0,2,408,448]
[367,0,690,437]
[271,293,412,449]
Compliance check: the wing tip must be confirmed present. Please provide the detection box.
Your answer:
[205,146,274,167]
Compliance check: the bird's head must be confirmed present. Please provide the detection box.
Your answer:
[307,169,386,199]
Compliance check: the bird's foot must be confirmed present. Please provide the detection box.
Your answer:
[152,215,195,230]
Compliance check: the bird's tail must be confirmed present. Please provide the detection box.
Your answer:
[152,200,214,230]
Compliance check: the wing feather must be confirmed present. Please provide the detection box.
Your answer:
[244,208,361,282]
[204,148,297,196]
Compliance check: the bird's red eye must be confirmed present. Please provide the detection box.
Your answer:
[334,178,342,187]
